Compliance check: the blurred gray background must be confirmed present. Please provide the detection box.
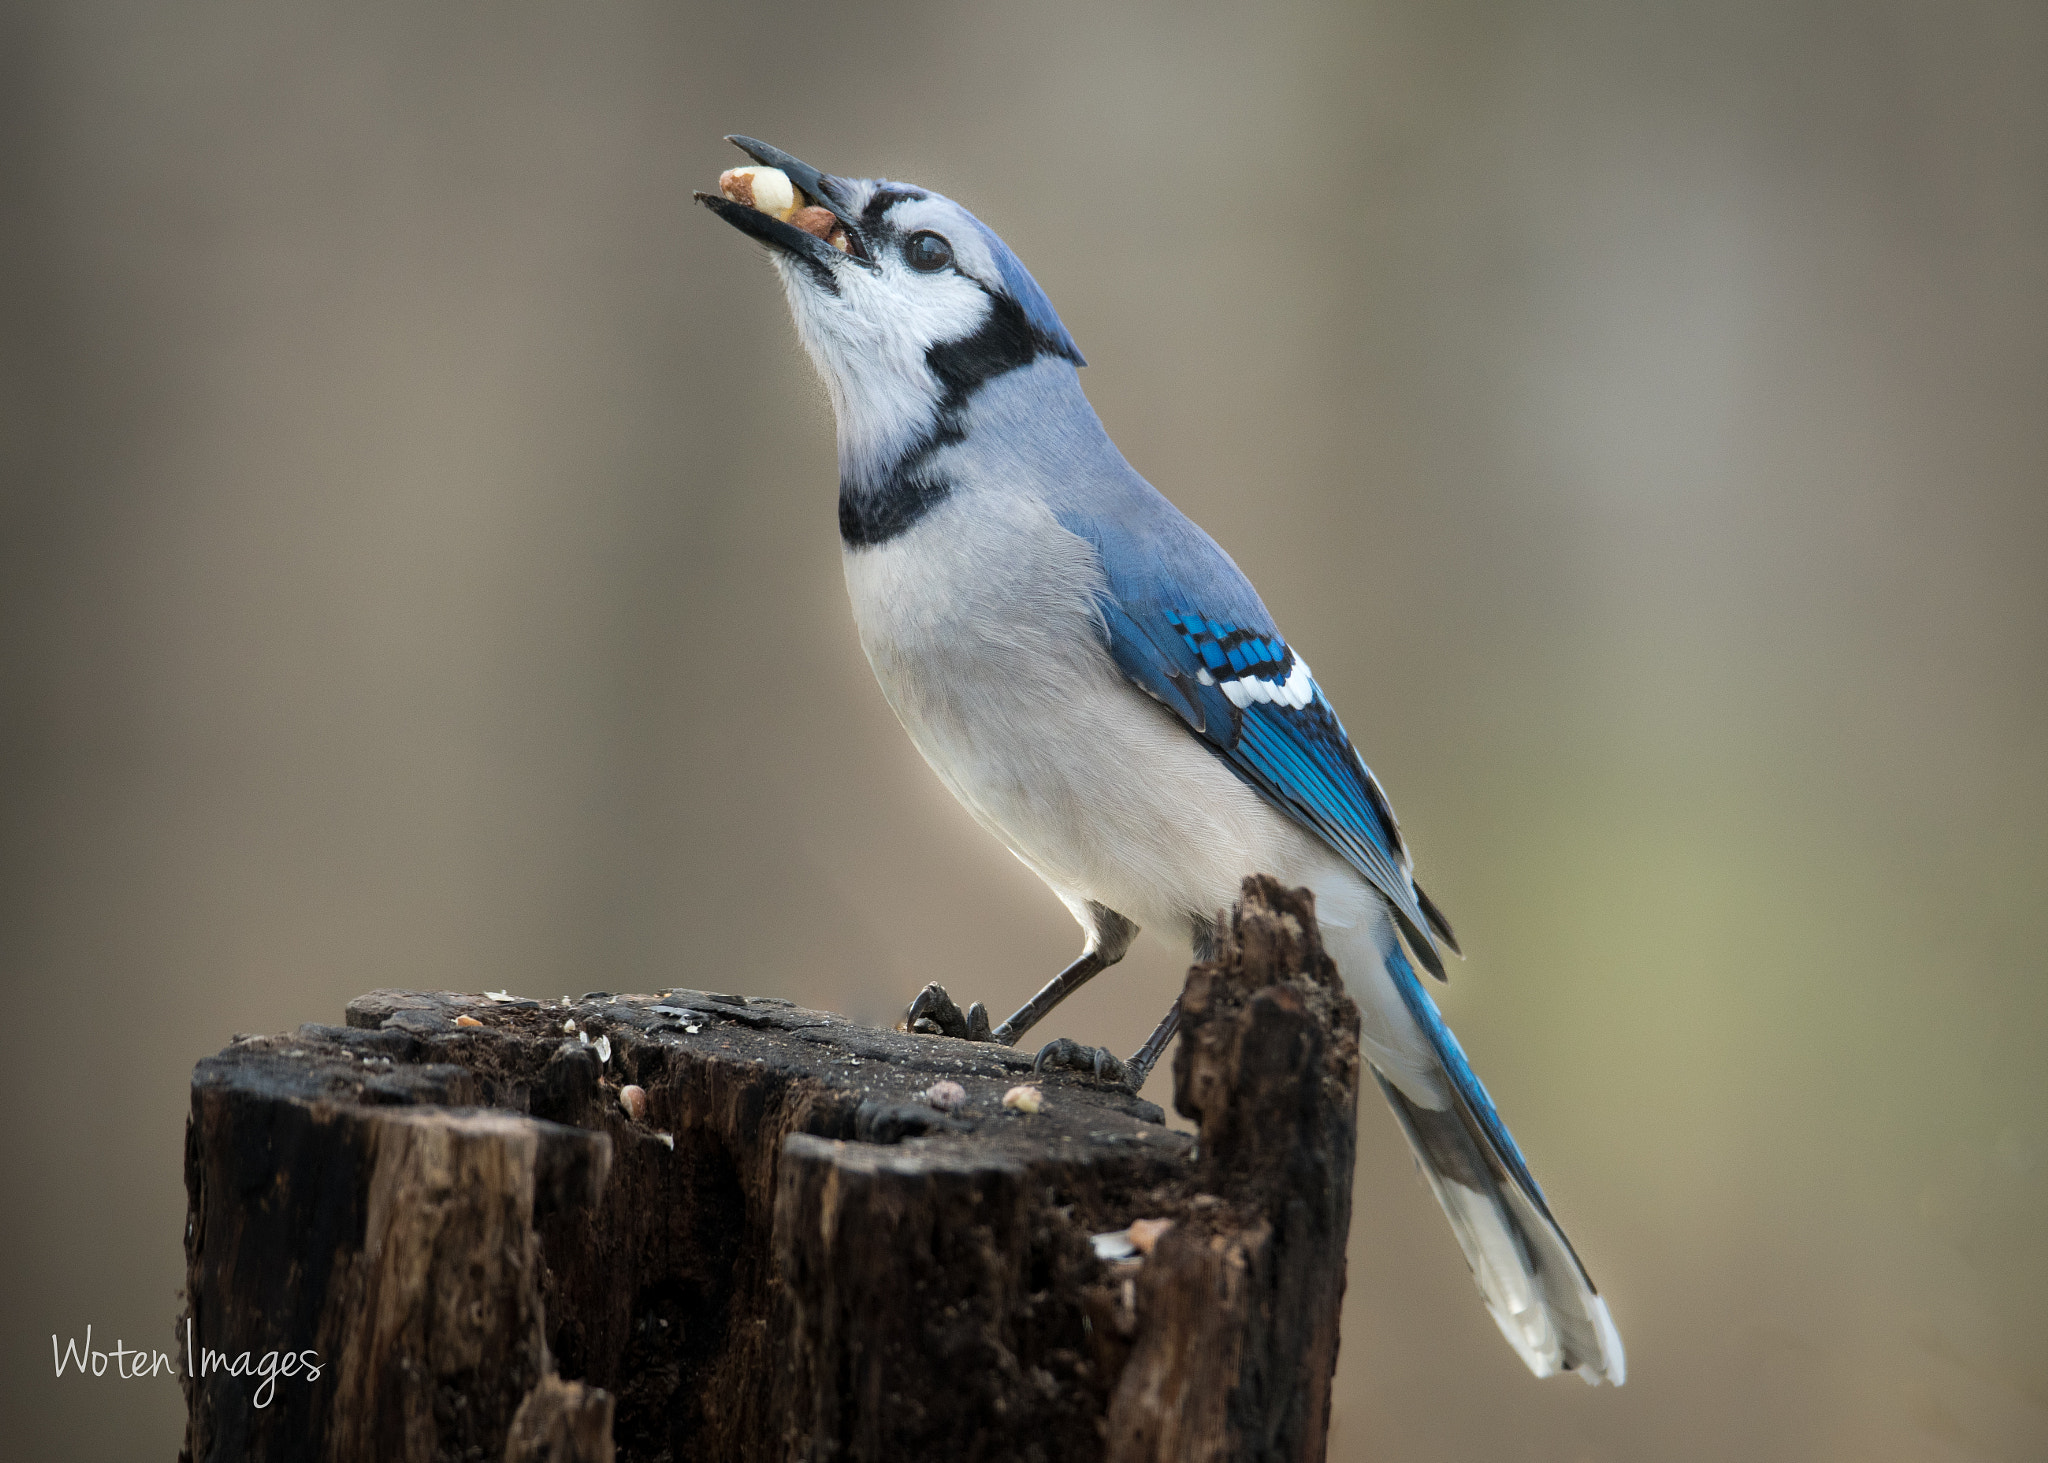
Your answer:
[3,2,2044,1458]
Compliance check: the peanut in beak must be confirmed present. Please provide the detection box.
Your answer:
[718,165,798,220]
[788,206,848,250]
[718,165,851,252]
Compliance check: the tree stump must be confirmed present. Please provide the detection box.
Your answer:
[179,876,1361,1463]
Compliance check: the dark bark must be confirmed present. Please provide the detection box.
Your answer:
[179,876,1360,1463]
[1104,877,1362,1463]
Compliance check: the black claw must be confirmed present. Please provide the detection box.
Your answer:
[907,982,970,1039]
[1032,1037,1128,1086]
[907,983,999,1042]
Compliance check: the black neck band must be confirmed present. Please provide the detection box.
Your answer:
[837,290,1071,548]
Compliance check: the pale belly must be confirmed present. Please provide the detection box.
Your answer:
[840,495,1444,1100]
[843,498,1273,930]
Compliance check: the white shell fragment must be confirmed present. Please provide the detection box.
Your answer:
[1090,1230,1138,1262]
[650,1003,707,1034]
[921,1080,968,1112]
[1090,1218,1172,1262]
[563,1018,578,1033]
[719,165,800,221]
[1002,1083,1045,1114]
[618,1084,648,1121]
[595,1034,612,1064]
[484,989,516,1003]
[654,1131,675,1150]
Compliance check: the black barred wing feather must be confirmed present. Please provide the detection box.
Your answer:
[1096,595,1451,977]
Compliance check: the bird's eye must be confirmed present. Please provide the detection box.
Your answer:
[904,231,953,272]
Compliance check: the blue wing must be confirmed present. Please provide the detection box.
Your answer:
[1062,502,1458,976]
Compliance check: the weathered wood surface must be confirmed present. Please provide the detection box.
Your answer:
[1106,880,1362,1462]
[179,876,1361,1463]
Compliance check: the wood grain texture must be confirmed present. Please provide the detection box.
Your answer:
[179,876,1359,1463]
[1106,875,1362,1463]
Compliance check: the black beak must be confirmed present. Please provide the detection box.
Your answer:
[693,136,870,278]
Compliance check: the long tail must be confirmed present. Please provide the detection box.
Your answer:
[1374,938,1626,1385]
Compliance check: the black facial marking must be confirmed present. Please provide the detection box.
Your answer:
[838,288,1073,549]
[924,289,1048,399]
[860,187,924,230]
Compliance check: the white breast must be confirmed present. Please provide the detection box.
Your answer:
[840,490,1446,1100]
[842,493,1313,935]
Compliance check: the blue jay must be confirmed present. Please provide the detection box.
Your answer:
[699,137,1625,1385]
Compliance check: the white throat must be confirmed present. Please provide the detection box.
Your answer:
[772,251,995,488]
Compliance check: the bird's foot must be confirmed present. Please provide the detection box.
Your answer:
[1032,1037,1129,1086]
[905,982,994,1042]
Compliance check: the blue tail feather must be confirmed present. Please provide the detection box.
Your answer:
[1382,937,1549,1213]
[1375,932,1624,1383]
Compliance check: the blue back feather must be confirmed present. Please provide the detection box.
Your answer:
[1052,491,1443,972]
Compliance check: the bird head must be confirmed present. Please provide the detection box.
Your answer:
[697,137,1084,486]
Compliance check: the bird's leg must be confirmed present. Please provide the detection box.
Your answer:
[1121,998,1181,1089]
[992,948,1110,1046]
[908,952,1103,1045]
[906,905,1138,1058]
[1032,913,1208,1087]
[995,905,1139,1046]
[1032,997,1181,1091]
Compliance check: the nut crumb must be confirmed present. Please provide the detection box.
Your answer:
[719,167,757,209]
[454,1014,483,1028]
[787,205,836,239]
[1002,1084,1045,1114]
[1128,1218,1174,1254]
